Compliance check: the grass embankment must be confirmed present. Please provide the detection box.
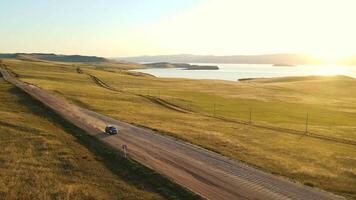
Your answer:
[3,58,356,199]
[0,75,200,199]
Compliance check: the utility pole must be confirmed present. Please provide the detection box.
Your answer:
[213,103,216,117]
[305,112,309,133]
[249,108,252,124]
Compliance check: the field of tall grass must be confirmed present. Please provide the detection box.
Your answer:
[2,58,356,199]
[0,73,200,199]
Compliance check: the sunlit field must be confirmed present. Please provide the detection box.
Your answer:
[2,58,356,199]
[0,65,200,200]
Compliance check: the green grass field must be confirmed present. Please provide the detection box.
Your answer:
[2,58,356,199]
[0,71,200,199]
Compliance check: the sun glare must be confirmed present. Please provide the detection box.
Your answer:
[311,63,346,76]
[317,54,339,65]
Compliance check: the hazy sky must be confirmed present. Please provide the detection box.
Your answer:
[1,0,355,58]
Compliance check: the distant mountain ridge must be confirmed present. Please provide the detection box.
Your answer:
[118,54,356,65]
[0,53,107,62]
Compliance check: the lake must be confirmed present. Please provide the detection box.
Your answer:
[132,63,356,81]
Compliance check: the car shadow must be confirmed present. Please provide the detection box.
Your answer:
[94,132,112,139]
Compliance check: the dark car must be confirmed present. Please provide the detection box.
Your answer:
[105,125,118,135]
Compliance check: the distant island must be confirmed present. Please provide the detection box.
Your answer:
[184,65,219,70]
[272,63,296,67]
[143,62,218,70]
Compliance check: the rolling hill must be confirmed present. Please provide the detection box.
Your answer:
[0,53,107,62]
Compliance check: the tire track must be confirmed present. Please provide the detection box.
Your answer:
[81,68,193,114]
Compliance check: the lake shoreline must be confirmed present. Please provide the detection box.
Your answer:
[131,63,356,81]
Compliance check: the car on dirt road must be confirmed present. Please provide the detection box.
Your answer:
[105,125,118,135]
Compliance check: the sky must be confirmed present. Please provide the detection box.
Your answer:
[0,0,355,59]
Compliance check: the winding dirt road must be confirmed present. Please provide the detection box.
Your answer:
[0,68,344,200]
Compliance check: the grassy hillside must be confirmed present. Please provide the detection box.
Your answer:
[0,53,106,62]
[0,71,200,199]
[2,58,356,199]
[0,53,145,71]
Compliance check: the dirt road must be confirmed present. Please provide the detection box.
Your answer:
[0,68,344,200]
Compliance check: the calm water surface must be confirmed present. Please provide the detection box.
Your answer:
[132,63,356,81]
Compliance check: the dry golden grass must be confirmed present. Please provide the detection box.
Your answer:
[0,76,200,199]
[3,58,356,199]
